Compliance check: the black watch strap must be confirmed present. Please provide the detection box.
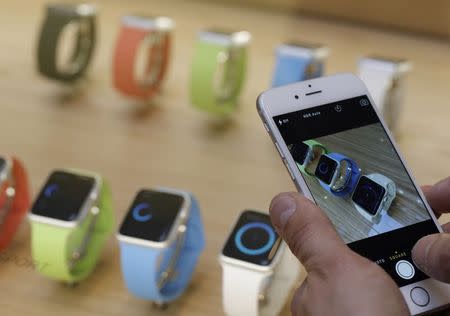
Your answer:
[37,4,96,83]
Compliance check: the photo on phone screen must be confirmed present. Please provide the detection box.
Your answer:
[273,95,439,286]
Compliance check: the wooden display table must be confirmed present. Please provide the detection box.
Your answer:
[1,0,449,315]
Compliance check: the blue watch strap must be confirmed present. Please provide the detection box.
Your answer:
[119,193,205,303]
[272,53,323,87]
[319,153,361,197]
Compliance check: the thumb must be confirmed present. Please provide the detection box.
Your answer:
[412,233,450,283]
[269,192,352,274]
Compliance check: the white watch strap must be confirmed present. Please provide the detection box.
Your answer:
[222,243,300,316]
[358,57,411,131]
[368,210,403,236]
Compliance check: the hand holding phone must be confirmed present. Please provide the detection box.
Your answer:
[257,74,450,314]
[412,180,450,284]
[270,192,409,316]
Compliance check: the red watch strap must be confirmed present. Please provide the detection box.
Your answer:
[113,25,170,100]
[0,157,30,250]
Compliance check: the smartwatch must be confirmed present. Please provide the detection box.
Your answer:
[352,173,397,224]
[190,29,251,116]
[220,210,299,316]
[358,56,411,131]
[37,4,96,83]
[289,140,328,176]
[117,188,205,305]
[0,156,30,251]
[113,15,174,101]
[272,41,329,87]
[29,169,114,283]
[315,153,361,197]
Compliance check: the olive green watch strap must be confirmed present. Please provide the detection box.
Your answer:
[297,140,328,176]
[190,40,247,116]
[31,179,114,283]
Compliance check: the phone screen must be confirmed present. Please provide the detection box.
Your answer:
[273,95,439,287]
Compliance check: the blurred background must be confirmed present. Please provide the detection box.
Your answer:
[0,0,449,315]
[207,0,450,38]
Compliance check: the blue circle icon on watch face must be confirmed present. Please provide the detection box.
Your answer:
[318,162,329,174]
[132,202,152,222]
[44,184,58,198]
[234,222,276,256]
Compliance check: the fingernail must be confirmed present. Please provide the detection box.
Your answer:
[270,195,297,229]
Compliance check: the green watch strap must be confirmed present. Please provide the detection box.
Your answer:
[31,179,114,283]
[298,140,328,176]
[190,40,247,116]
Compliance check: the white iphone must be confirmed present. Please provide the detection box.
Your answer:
[257,73,450,314]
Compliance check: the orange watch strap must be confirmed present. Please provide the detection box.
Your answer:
[113,25,170,100]
[0,157,30,250]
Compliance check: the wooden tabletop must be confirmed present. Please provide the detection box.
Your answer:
[1,0,450,315]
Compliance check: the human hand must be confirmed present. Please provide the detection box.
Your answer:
[269,192,409,316]
[413,177,450,283]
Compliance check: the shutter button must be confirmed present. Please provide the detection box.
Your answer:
[395,260,415,280]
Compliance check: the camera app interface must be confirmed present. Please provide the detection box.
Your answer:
[119,190,184,242]
[31,170,95,221]
[274,96,438,286]
[222,210,281,266]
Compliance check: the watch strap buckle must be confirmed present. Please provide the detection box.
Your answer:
[157,224,187,289]
[214,46,243,103]
[258,275,273,306]
[138,31,166,88]
[0,174,16,226]
[69,205,100,270]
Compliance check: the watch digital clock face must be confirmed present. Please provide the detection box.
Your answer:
[119,189,184,242]
[352,176,386,215]
[31,170,96,221]
[315,154,337,185]
[290,142,309,165]
[222,210,281,266]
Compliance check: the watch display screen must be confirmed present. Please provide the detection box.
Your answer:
[352,176,386,215]
[0,158,7,209]
[273,95,438,287]
[119,190,184,242]
[0,158,5,173]
[31,170,96,221]
[315,155,337,184]
[284,41,324,51]
[222,210,281,266]
[290,142,309,165]
[204,28,234,36]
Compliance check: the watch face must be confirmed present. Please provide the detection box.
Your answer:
[204,28,234,36]
[290,142,309,166]
[0,157,5,174]
[0,157,7,209]
[315,155,338,185]
[31,170,96,221]
[222,210,281,266]
[352,176,386,215]
[119,189,185,242]
[285,41,323,50]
